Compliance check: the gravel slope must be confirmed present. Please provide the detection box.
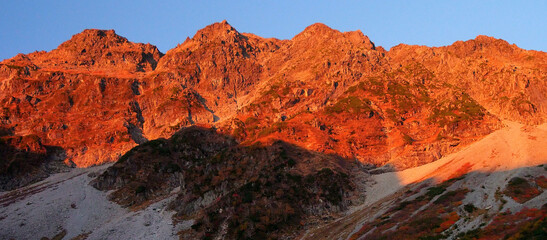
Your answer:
[0,164,189,240]
[302,121,547,239]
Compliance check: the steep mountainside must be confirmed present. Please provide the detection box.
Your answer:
[143,22,503,170]
[0,21,546,174]
[1,21,546,189]
[388,36,547,124]
[0,29,162,173]
[0,21,546,239]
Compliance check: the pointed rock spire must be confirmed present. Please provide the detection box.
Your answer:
[193,20,243,43]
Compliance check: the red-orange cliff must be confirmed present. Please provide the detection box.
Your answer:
[1,21,545,187]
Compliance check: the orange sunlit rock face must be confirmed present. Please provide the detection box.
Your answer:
[1,21,547,240]
[0,21,545,171]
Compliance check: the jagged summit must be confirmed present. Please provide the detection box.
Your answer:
[56,29,129,51]
[450,34,514,50]
[192,20,242,43]
[470,35,518,52]
[292,23,375,50]
[473,34,501,42]
[1,28,162,72]
[292,23,349,43]
[294,23,339,37]
[164,20,249,55]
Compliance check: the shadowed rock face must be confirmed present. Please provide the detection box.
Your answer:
[0,133,46,191]
[0,129,68,191]
[91,126,360,239]
[0,21,545,176]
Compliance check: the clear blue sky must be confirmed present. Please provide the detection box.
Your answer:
[1,0,546,61]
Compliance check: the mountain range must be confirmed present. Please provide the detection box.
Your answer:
[0,21,546,239]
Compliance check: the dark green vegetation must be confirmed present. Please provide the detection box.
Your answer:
[508,177,527,186]
[192,166,350,239]
[463,203,477,213]
[342,66,488,131]
[92,126,357,239]
[326,96,373,115]
[428,94,486,127]
[426,185,447,198]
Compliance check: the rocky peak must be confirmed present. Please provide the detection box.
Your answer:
[192,20,243,43]
[7,28,164,72]
[448,35,515,57]
[57,29,128,52]
[474,35,499,42]
[292,23,375,50]
[292,23,340,40]
[343,29,375,50]
[468,35,513,49]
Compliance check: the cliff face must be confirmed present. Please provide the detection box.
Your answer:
[0,21,545,180]
[139,21,504,170]
[0,29,162,170]
[388,36,547,124]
